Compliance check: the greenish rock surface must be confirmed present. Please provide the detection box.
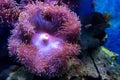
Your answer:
[7,67,33,80]
[67,47,120,80]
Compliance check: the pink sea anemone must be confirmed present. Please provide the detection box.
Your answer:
[8,1,81,77]
[0,0,20,24]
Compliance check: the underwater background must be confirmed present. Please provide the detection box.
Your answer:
[95,0,120,64]
[0,0,120,80]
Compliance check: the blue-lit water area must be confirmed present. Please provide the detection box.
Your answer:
[95,0,120,64]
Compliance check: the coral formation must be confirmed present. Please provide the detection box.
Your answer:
[7,67,33,80]
[8,2,81,77]
[101,46,119,60]
[67,48,120,80]
[80,12,110,51]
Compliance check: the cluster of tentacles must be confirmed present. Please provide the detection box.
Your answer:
[0,0,20,25]
[8,1,81,77]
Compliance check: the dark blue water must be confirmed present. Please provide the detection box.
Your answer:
[95,0,120,64]
[73,0,93,25]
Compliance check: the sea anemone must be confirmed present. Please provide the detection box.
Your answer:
[0,0,20,25]
[8,2,81,77]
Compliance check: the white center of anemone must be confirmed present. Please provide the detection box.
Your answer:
[38,33,49,45]
[32,32,62,56]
